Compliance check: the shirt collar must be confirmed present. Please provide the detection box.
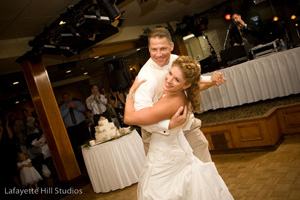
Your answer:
[150,58,172,71]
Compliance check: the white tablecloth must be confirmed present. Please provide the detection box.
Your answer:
[200,47,300,111]
[82,130,146,193]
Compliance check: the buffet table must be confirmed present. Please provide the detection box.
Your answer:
[200,47,300,111]
[82,130,146,193]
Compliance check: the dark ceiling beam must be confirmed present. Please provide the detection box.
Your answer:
[89,39,145,58]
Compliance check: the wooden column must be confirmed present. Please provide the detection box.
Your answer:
[89,40,139,58]
[21,59,81,181]
[173,34,188,56]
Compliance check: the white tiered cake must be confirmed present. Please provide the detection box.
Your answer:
[95,117,119,142]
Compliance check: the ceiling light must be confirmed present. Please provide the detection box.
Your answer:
[72,10,85,27]
[183,34,195,40]
[291,15,296,20]
[83,72,88,75]
[44,44,56,48]
[273,16,279,22]
[88,33,96,41]
[49,29,62,44]
[111,20,119,27]
[66,70,71,73]
[59,20,66,25]
[97,0,121,21]
[15,101,20,104]
[13,81,19,85]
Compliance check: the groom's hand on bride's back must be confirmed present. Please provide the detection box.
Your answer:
[168,106,188,130]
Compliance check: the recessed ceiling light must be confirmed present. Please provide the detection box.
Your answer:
[66,70,71,73]
[83,72,88,75]
[59,20,66,25]
[13,81,19,85]
[15,101,19,104]
[273,16,279,21]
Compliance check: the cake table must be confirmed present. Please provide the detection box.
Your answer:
[81,130,146,193]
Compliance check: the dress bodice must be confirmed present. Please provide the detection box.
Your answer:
[148,125,194,163]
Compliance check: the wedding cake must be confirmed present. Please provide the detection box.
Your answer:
[95,117,119,142]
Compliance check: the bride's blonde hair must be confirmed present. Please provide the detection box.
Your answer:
[172,56,202,113]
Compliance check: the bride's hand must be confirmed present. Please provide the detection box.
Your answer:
[129,76,146,95]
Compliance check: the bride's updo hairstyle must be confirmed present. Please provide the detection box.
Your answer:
[172,56,202,113]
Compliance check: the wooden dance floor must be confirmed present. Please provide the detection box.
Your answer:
[62,134,300,200]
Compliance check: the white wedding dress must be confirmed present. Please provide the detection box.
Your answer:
[137,124,234,200]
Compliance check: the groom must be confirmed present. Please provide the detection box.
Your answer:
[133,28,226,162]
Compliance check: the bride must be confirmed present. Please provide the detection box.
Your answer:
[124,56,234,200]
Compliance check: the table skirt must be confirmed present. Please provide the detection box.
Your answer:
[200,47,300,111]
[82,130,146,193]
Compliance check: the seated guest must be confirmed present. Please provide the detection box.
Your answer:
[60,92,90,167]
[22,108,40,149]
[31,133,51,160]
[31,133,55,176]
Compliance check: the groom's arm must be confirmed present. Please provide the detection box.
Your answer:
[134,75,171,134]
